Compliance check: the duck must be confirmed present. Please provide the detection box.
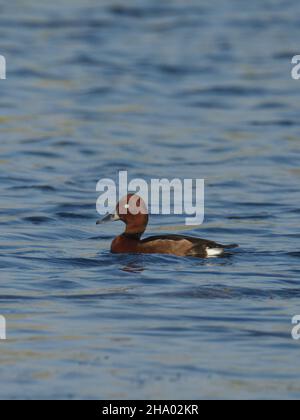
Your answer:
[96,194,238,258]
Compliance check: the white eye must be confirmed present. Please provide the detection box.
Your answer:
[124,204,130,209]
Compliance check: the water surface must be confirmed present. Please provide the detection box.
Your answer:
[0,0,300,399]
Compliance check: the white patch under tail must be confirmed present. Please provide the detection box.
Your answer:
[206,247,224,257]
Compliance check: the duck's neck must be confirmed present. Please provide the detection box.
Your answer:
[122,213,149,240]
[122,232,143,240]
[123,223,147,240]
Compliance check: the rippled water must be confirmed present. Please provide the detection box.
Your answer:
[1,0,300,399]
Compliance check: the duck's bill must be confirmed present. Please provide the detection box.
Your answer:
[96,213,120,224]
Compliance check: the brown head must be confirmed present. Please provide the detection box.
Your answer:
[96,194,149,238]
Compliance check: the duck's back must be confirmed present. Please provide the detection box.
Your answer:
[140,234,238,258]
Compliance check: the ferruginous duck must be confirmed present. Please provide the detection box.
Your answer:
[96,194,238,258]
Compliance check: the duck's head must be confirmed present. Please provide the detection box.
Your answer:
[97,194,149,236]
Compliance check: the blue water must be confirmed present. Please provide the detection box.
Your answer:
[1,0,300,399]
